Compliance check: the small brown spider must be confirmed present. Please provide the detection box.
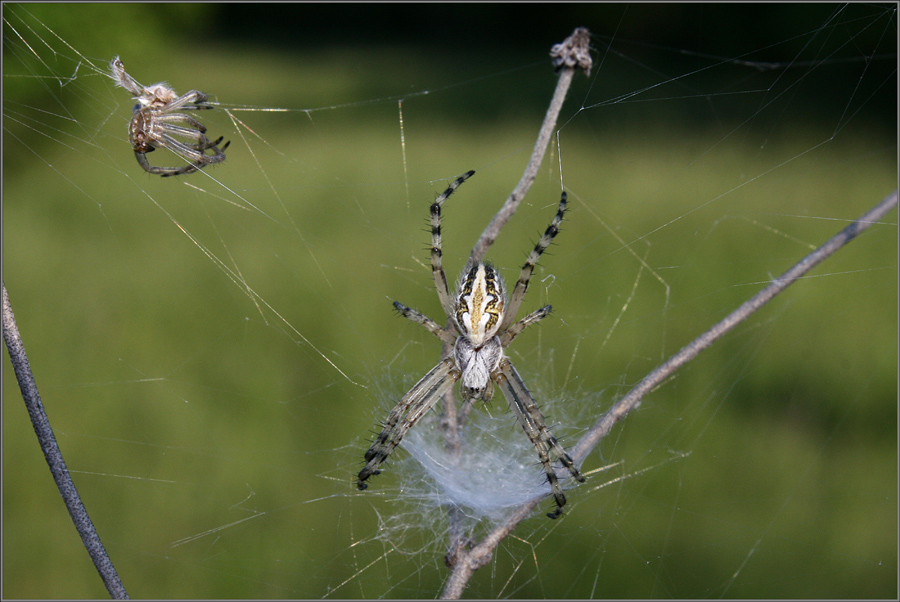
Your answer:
[110,56,230,177]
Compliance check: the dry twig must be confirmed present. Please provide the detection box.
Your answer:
[2,283,130,599]
[442,189,897,599]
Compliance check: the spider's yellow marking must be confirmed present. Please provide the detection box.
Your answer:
[456,263,505,346]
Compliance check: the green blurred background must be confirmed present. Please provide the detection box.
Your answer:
[3,3,896,598]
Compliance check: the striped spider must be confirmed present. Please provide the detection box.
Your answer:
[358,170,585,519]
[110,56,230,177]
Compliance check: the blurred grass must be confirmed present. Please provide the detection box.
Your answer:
[3,4,897,599]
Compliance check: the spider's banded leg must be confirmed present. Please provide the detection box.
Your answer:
[164,90,212,112]
[193,136,230,155]
[194,136,230,161]
[158,134,209,162]
[500,304,551,347]
[496,358,584,519]
[156,113,208,133]
[158,164,203,178]
[431,170,475,319]
[159,133,225,161]
[155,147,229,178]
[157,122,210,143]
[205,136,229,150]
[357,358,459,489]
[500,359,583,482]
[156,159,204,177]
[155,163,201,177]
[156,133,228,173]
[500,191,568,330]
[133,149,201,177]
[494,364,564,518]
[134,152,156,174]
[393,301,456,346]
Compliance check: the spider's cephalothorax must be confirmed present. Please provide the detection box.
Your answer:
[111,57,230,177]
[358,170,585,519]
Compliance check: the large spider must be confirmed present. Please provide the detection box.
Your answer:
[110,56,230,177]
[358,170,585,519]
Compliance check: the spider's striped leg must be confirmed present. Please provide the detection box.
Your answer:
[158,116,230,158]
[134,151,157,174]
[500,191,568,330]
[159,134,209,162]
[191,136,230,161]
[153,135,207,177]
[431,170,475,319]
[154,135,229,178]
[193,136,230,161]
[157,122,209,145]
[500,304,551,347]
[357,357,459,489]
[164,89,213,112]
[500,359,583,483]
[137,150,202,177]
[154,163,201,177]
[393,301,456,346]
[157,112,208,133]
[495,358,584,519]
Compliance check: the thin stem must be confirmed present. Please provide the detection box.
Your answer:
[442,499,539,599]
[2,283,130,600]
[467,27,591,266]
[442,26,593,573]
[571,188,897,465]
[441,189,897,599]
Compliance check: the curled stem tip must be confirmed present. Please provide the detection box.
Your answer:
[550,27,593,77]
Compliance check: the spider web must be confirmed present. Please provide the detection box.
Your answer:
[3,4,897,599]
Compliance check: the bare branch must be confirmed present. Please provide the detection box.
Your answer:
[571,188,897,465]
[467,27,592,265]
[441,189,897,599]
[2,283,130,599]
[442,500,539,599]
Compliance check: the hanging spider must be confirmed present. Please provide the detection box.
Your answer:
[110,56,230,177]
[358,170,585,519]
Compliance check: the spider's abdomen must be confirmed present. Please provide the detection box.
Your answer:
[128,110,151,150]
[455,263,505,347]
